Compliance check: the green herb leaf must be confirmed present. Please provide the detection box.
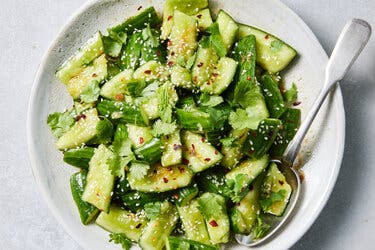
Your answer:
[80,81,100,103]
[129,162,150,180]
[207,23,226,57]
[198,194,224,220]
[142,24,160,48]
[199,94,224,107]
[152,119,177,137]
[47,110,75,138]
[103,36,122,57]
[127,80,148,97]
[233,174,248,194]
[252,216,271,239]
[95,118,114,144]
[259,189,287,211]
[144,202,162,220]
[157,82,177,123]
[220,137,237,147]
[270,40,284,52]
[109,233,132,250]
[284,83,298,106]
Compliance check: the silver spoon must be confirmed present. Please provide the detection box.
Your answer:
[236,18,371,247]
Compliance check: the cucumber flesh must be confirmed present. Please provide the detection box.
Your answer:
[181,131,223,173]
[70,171,99,225]
[177,199,211,244]
[260,163,292,216]
[66,54,107,99]
[221,128,248,169]
[225,155,269,200]
[140,95,159,120]
[161,0,208,39]
[126,124,153,149]
[100,69,134,100]
[161,131,183,167]
[194,8,213,31]
[168,10,198,66]
[82,145,115,212]
[127,163,193,192]
[96,205,147,242]
[238,24,297,73]
[211,57,237,94]
[216,10,239,53]
[192,46,219,92]
[139,201,179,250]
[56,32,104,84]
[56,108,100,150]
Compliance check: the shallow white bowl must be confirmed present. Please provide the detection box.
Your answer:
[27,0,345,249]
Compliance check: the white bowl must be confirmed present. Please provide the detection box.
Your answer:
[27,0,345,249]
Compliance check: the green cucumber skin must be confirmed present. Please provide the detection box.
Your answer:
[243,118,282,159]
[171,184,199,206]
[63,147,95,169]
[134,138,163,164]
[166,236,219,250]
[109,7,161,36]
[234,35,257,87]
[119,190,166,212]
[260,74,286,118]
[96,100,148,126]
[195,169,232,201]
[270,108,301,157]
[70,171,99,225]
[121,32,143,70]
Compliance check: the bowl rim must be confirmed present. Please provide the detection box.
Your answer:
[27,0,345,249]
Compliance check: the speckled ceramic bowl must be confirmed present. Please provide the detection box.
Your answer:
[27,0,345,249]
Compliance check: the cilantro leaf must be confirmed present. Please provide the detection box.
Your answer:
[233,174,249,194]
[109,233,132,250]
[103,36,122,57]
[47,110,75,138]
[259,189,287,211]
[284,83,298,106]
[252,216,271,239]
[129,162,150,180]
[127,80,147,97]
[198,193,224,220]
[144,202,162,220]
[270,40,284,52]
[95,118,114,144]
[157,82,177,123]
[152,119,177,137]
[142,24,160,48]
[229,104,268,131]
[198,94,224,107]
[80,81,100,103]
[220,137,237,147]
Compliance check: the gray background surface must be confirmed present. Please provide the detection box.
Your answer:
[0,0,374,249]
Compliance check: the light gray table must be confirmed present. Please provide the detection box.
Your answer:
[1,0,374,249]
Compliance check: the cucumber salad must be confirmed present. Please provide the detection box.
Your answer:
[47,0,301,249]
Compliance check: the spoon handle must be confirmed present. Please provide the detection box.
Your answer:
[283,19,371,165]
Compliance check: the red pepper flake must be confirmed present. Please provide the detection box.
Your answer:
[170,51,175,56]
[153,169,157,174]
[197,62,204,67]
[247,76,252,81]
[293,101,301,106]
[167,167,173,171]
[167,61,174,67]
[299,170,305,183]
[204,158,211,162]
[214,150,219,155]
[209,220,218,227]
[167,39,172,46]
[76,114,86,121]
[144,70,152,75]
[139,137,144,144]
[135,223,142,229]
[251,131,257,137]
[92,73,97,77]
[115,93,124,101]
[156,50,161,56]
[193,76,198,83]
[137,5,142,11]
[167,15,173,21]
[178,166,186,173]
[236,202,241,206]
[212,72,219,77]
[173,193,179,199]
[182,159,189,165]
[191,144,196,155]
[197,14,202,19]
[201,137,206,142]
[206,80,211,85]
[248,184,254,191]
[264,34,269,39]
[248,149,254,155]
[163,177,169,183]
[173,144,181,150]
[279,180,284,185]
